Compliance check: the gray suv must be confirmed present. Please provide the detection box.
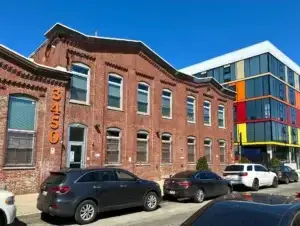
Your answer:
[37,168,161,225]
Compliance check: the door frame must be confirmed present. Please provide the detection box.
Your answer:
[66,123,88,168]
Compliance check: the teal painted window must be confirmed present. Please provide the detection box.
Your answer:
[162,90,172,118]
[244,54,268,77]
[271,122,288,143]
[137,83,149,114]
[246,122,271,142]
[288,68,295,87]
[108,74,122,109]
[71,64,89,102]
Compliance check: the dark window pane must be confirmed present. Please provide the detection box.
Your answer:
[116,171,135,181]
[259,53,268,74]
[246,79,255,98]
[247,123,255,142]
[69,127,85,142]
[224,165,245,171]
[255,123,265,142]
[254,77,263,96]
[265,122,271,141]
[172,171,196,178]
[247,165,253,171]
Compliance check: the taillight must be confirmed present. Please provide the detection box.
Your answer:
[296,192,300,199]
[51,186,70,194]
[239,172,248,176]
[223,173,228,176]
[177,181,191,189]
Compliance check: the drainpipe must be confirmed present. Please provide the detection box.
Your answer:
[60,82,68,169]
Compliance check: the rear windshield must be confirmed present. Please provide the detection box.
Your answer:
[44,172,66,185]
[224,165,244,172]
[172,171,196,178]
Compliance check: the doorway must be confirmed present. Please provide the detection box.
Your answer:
[67,124,87,168]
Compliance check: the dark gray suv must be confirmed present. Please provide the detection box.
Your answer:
[37,168,161,225]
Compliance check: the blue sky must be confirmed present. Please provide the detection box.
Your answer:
[0,0,299,69]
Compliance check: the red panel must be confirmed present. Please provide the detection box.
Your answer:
[236,102,246,123]
[286,106,291,125]
[296,109,300,127]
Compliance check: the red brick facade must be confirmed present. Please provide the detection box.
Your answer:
[0,24,235,194]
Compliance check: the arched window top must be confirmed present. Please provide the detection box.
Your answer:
[68,123,87,128]
[9,94,38,102]
[162,88,172,94]
[218,104,225,107]
[106,127,121,137]
[137,130,149,135]
[138,81,150,88]
[187,95,196,100]
[187,135,196,139]
[204,138,212,146]
[204,100,211,105]
[108,73,123,80]
[161,132,172,141]
[71,62,90,76]
[218,139,226,145]
[137,130,149,139]
[187,136,196,144]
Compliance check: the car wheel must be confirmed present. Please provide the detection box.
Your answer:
[41,212,51,221]
[284,177,289,184]
[252,179,259,191]
[144,192,159,211]
[0,211,6,226]
[272,177,278,188]
[194,189,205,203]
[75,200,97,225]
[295,176,299,182]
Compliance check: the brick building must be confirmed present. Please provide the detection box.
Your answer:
[0,23,235,194]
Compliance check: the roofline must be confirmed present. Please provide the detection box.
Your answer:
[180,41,300,75]
[0,44,72,80]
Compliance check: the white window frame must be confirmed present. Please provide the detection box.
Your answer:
[5,96,37,167]
[219,140,226,164]
[218,104,225,128]
[136,130,149,163]
[187,96,196,123]
[204,101,211,126]
[161,133,172,163]
[187,136,196,163]
[162,89,172,119]
[204,138,212,163]
[106,128,121,164]
[70,62,90,104]
[137,82,150,115]
[107,73,123,111]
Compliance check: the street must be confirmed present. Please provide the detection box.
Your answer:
[16,182,300,226]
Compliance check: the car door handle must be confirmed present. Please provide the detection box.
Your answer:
[93,185,101,189]
[120,185,127,188]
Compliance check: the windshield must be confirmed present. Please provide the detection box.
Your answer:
[224,165,244,171]
[172,171,196,178]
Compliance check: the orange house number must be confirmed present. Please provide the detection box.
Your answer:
[49,88,62,144]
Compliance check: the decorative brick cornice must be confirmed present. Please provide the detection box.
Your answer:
[203,93,214,99]
[218,98,227,103]
[186,87,198,94]
[67,49,96,61]
[0,61,67,88]
[135,71,154,80]
[0,78,47,92]
[105,61,128,72]
[160,79,176,87]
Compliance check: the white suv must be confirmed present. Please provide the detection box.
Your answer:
[223,163,278,191]
[0,190,16,225]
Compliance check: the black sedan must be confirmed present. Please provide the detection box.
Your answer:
[181,192,300,226]
[163,170,232,203]
[269,165,299,184]
[37,168,161,225]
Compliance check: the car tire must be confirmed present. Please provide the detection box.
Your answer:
[272,177,278,188]
[295,176,299,182]
[74,200,97,225]
[0,211,6,226]
[284,177,289,184]
[252,179,259,191]
[194,189,205,203]
[41,212,51,221]
[143,192,159,211]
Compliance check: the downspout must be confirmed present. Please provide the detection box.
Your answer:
[60,82,68,169]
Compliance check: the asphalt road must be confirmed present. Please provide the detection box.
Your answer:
[16,182,300,226]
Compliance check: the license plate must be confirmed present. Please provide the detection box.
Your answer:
[42,191,47,196]
[169,191,175,194]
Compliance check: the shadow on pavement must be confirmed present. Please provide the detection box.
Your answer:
[12,218,27,226]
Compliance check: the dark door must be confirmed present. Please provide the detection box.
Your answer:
[76,170,117,209]
[205,172,227,196]
[114,169,144,206]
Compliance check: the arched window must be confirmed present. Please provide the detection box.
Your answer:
[187,136,196,163]
[162,89,172,119]
[218,105,225,128]
[161,133,172,163]
[6,95,37,166]
[70,63,90,103]
[136,130,149,163]
[187,96,196,123]
[108,73,123,110]
[204,138,212,163]
[137,82,150,114]
[204,101,211,126]
[219,140,226,163]
[106,128,121,164]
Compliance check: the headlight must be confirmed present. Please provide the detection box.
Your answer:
[5,196,15,205]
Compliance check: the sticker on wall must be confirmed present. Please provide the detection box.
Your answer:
[70,151,75,162]
[87,157,90,161]
[128,157,132,162]
[50,147,55,155]
[180,156,184,159]
[95,153,100,158]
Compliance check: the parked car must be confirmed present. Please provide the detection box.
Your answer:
[223,163,278,191]
[0,190,16,226]
[269,165,299,184]
[181,192,300,226]
[37,168,161,225]
[163,170,232,203]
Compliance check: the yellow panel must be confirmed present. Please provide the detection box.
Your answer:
[288,126,292,144]
[239,142,300,148]
[236,61,245,79]
[298,129,300,145]
[237,123,247,143]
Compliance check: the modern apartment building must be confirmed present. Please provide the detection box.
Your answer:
[180,41,300,170]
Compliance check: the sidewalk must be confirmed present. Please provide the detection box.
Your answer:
[15,180,165,218]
